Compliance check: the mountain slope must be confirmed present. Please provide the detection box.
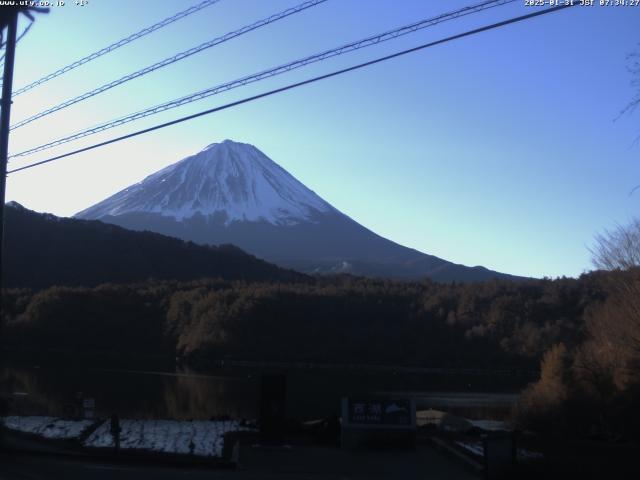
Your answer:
[4,202,306,289]
[76,140,521,282]
[77,140,332,225]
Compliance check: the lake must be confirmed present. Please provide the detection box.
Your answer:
[0,359,527,421]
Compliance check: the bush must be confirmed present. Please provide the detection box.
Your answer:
[513,344,570,434]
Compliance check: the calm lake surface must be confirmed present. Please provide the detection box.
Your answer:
[0,359,527,421]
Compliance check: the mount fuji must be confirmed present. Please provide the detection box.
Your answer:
[76,140,517,282]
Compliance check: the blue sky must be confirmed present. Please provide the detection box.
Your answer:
[4,0,640,278]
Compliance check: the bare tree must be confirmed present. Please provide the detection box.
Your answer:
[585,219,640,390]
[620,48,640,121]
[590,218,640,271]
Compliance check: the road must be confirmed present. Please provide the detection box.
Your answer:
[0,444,478,479]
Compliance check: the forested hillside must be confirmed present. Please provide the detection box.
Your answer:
[0,271,614,370]
[3,202,306,288]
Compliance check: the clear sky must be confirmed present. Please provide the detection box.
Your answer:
[4,0,640,278]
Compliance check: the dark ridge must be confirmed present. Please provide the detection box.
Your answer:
[3,203,308,289]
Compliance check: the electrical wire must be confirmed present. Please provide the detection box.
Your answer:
[11,0,223,97]
[0,18,33,66]
[15,19,33,44]
[10,0,328,131]
[9,0,516,158]
[7,3,576,175]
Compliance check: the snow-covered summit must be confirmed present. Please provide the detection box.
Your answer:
[76,140,332,225]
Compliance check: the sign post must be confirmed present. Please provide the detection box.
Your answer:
[82,397,95,420]
[341,397,416,449]
[259,373,286,444]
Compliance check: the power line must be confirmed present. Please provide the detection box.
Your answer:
[11,0,223,97]
[7,3,576,175]
[15,19,34,44]
[10,0,516,158]
[10,0,328,131]
[0,18,33,66]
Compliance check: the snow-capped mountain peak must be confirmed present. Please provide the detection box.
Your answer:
[76,140,332,225]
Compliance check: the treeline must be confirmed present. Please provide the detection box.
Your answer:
[0,271,614,371]
[514,267,640,441]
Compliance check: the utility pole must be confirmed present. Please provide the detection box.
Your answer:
[0,5,46,321]
[0,9,18,320]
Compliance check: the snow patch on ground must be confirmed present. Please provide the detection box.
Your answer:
[468,419,509,431]
[83,419,252,458]
[2,416,93,439]
[456,440,544,462]
[518,448,544,461]
[456,441,484,457]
